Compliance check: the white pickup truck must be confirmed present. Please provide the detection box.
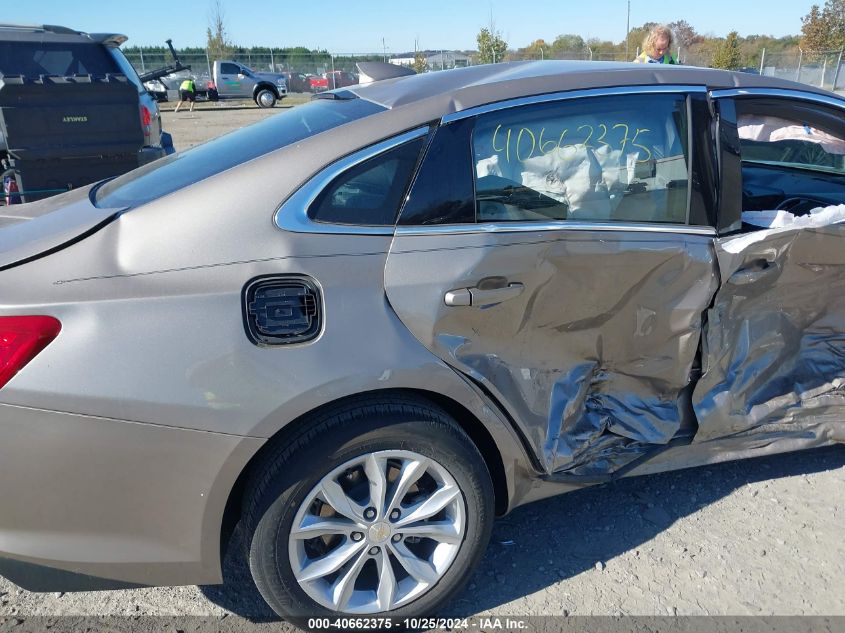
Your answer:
[210,60,288,107]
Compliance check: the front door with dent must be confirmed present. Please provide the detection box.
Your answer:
[693,93,845,444]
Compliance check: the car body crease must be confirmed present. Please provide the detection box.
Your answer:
[52,250,389,284]
[0,401,265,439]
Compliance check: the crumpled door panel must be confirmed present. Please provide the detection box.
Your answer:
[385,230,718,476]
[694,223,845,442]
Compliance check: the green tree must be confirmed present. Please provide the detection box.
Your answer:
[476,27,507,64]
[668,20,702,49]
[585,37,619,60]
[712,31,743,69]
[206,0,234,61]
[801,0,845,56]
[823,0,845,48]
[550,33,585,54]
[802,5,833,57]
[523,38,549,59]
[413,51,429,73]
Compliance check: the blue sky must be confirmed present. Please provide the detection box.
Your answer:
[15,1,816,52]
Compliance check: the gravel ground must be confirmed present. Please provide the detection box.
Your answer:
[3,446,844,619]
[2,106,844,624]
[159,94,311,152]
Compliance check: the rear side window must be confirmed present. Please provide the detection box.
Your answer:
[94,98,386,209]
[107,47,144,93]
[309,137,425,225]
[0,42,117,77]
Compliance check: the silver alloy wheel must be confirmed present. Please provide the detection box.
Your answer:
[257,90,275,107]
[289,450,466,614]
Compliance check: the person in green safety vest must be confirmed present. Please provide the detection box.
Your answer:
[633,25,679,64]
[174,78,196,112]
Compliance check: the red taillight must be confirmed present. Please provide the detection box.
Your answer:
[0,316,61,390]
[140,105,153,145]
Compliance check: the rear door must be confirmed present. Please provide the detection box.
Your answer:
[692,91,845,444]
[384,87,721,477]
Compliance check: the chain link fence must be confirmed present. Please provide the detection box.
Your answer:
[507,47,845,92]
[124,50,434,91]
[760,49,845,91]
[124,46,845,94]
[505,50,629,62]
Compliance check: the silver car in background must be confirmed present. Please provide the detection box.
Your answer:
[1,61,845,624]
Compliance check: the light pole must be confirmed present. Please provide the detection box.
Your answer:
[625,0,631,61]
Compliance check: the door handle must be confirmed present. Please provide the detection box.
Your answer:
[444,288,472,306]
[444,283,525,307]
[729,258,777,285]
[471,283,525,306]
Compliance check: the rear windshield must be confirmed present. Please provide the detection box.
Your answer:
[94,97,385,209]
[107,47,144,93]
[0,42,118,77]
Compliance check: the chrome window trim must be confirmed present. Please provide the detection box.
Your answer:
[274,126,430,235]
[709,88,845,110]
[395,221,716,237]
[441,84,708,124]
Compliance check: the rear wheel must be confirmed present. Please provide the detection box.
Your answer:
[242,395,494,623]
[255,88,277,108]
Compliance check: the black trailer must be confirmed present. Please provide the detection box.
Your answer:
[0,74,143,203]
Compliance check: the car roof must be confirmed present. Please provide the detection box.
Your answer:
[0,23,127,46]
[347,60,841,117]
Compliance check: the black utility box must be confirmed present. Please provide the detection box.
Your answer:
[0,74,143,202]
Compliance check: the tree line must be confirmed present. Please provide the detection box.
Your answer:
[478,20,814,70]
[479,6,845,69]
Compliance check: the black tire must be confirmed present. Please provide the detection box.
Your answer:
[242,394,494,625]
[255,87,277,108]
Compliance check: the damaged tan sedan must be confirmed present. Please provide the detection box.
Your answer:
[1,61,844,623]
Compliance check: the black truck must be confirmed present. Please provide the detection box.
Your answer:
[0,23,172,204]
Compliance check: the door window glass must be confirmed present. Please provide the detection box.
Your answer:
[472,94,690,223]
[737,112,845,174]
[734,99,845,215]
